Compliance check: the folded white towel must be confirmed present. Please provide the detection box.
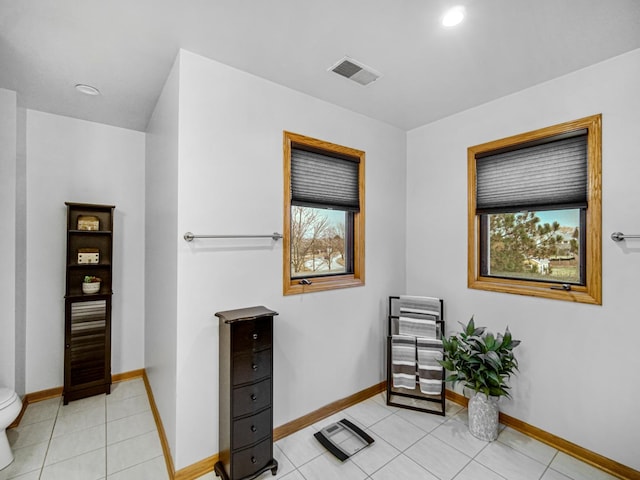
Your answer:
[398,295,441,318]
[399,307,440,317]
[399,316,437,338]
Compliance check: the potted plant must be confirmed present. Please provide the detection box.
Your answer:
[439,316,521,441]
[82,275,101,294]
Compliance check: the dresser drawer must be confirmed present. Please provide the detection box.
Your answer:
[233,349,271,386]
[232,437,272,479]
[232,408,271,450]
[232,319,271,354]
[233,378,271,418]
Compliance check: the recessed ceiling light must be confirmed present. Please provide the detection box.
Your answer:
[442,6,465,27]
[75,84,101,96]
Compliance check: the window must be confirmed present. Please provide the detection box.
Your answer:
[283,131,365,295]
[468,115,602,304]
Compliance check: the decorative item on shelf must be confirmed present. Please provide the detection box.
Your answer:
[77,215,99,231]
[82,275,101,294]
[439,316,521,441]
[77,248,100,264]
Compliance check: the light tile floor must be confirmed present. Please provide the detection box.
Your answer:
[2,381,619,480]
[196,394,619,480]
[1,378,164,480]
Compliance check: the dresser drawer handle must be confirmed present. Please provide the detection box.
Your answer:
[252,364,258,371]
[251,425,257,432]
[252,333,258,340]
[250,394,257,401]
[251,456,257,464]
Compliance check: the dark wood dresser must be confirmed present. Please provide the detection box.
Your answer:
[214,306,278,480]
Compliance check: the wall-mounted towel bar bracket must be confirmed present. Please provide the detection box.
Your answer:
[183,231,283,242]
[611,232,640,242]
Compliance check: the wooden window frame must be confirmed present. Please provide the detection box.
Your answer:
[467,114,602,305]
[283,131,365,295]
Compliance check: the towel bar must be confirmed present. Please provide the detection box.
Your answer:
[611,232,640,242]
[184,232,283,242]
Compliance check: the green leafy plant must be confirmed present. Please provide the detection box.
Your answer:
[83,275,101,283]
[439,317,521,398]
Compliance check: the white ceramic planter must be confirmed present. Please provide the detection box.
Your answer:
[468,392,499,441]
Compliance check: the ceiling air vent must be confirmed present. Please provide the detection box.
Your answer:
[329,56,381,86]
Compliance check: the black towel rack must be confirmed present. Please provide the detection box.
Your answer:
[386,296,446,416]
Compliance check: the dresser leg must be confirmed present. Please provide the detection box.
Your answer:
[214,461,229,480]
[271,458,279,475]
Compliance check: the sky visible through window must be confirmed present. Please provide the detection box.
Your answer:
[535,209,579,228]
[324,209,346,228]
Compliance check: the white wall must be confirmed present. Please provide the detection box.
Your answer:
[168,50,407,469]
[25,111,146,392]
[406,49,640,469]
[15,106,27,396]
[0,88,17,390]
[145,55,180,459]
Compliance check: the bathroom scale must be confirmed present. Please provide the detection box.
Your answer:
[313,418,375,461]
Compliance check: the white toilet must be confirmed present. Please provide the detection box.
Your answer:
[0,387,22,470]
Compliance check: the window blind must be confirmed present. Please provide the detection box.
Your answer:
[291,148,360,211]
[476,133,587,213]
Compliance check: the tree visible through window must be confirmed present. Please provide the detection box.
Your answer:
[483,209,583,284]
[468,115,601,304]
[283,131,365,295]
[290,206,347,278]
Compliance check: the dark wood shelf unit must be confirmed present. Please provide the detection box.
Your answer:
[63,202,115,405]
[214,306,279,480]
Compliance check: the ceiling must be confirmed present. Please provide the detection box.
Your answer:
[1,0,640,132]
